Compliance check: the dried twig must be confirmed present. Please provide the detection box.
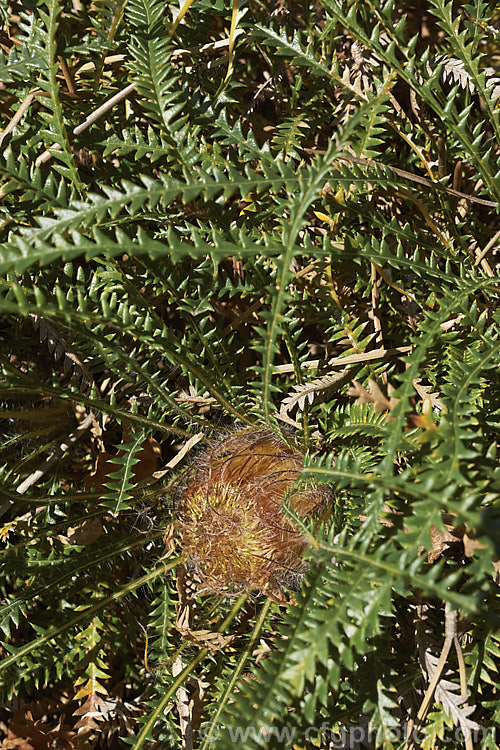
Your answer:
[273,345,413,374]
[58,55,77,96]
[408,604,478,750]
[405,605,456,750]
[0,90,38,147]
[474,228,500,277]
[33,80,136,167]
[165,433,204,470]
[338,154,498,208]
[16,412,94,495]
[306,145,496,207]
[73,82,136,136]
[306,145,498,206]
[35,147,59,167]
[370,263,385,382]
[453,636,474,750]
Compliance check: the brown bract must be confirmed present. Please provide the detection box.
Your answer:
[177,428,329,599]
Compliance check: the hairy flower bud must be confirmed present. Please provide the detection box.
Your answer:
[177,428,329,598]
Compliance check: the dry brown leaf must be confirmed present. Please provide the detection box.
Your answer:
[72,696,139,742]
[420,519,498,581]
[2,711,79,750]
[175,605,234,651]
[60,519,104,546]
[252,639,272,663]
[427,525,462,563]
[462,533,486,558]
[175,626,234,651]
[462,534,499,585]
[73,693,109,732]
[347,378,399,414]
[413,378,444,410]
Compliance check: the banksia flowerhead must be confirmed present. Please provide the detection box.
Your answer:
[177,428,329,599]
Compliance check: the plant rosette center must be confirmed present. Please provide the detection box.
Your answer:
[177,428,329,598]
